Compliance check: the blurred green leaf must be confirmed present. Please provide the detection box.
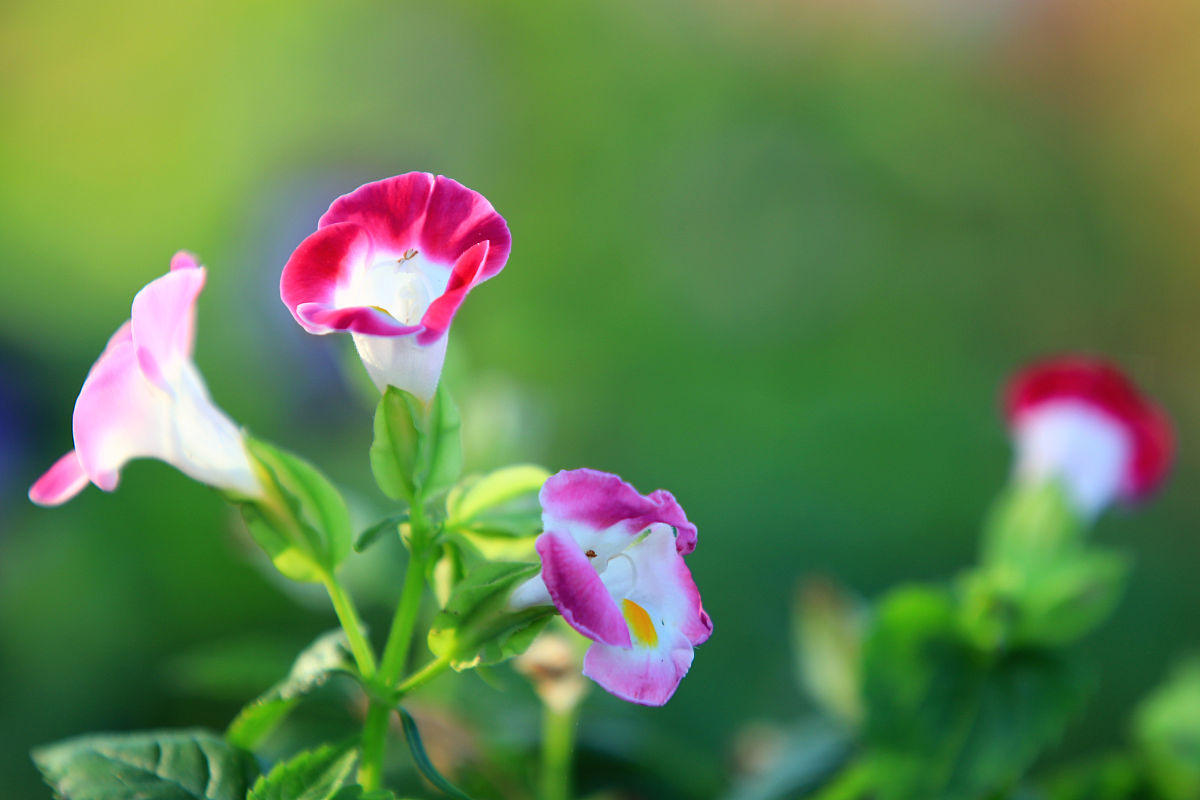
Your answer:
[1135,658,1200,800]
[227,630,359,751]
[427,561,552,670]
[396,707,475,800]
[248,740,358,800]
[328,788,402,800]
[863,586,1087,800]
[1041,754,1146,800]
[32,729,259,800]
[446,464,550,525]
[982,482,1084,570]
[793,576,864,727]
[371,387,424,504]
[242,437,353,582]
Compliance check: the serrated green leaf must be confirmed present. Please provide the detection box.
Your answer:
[33,728,259,800]
[227,630,359,750]
[371,387,424,503]
[427,561,552,670]
[397,707,474,800]
[248,741,358,800]
[356,513,407,553]
[863,586,1087,800]
[242,437,353,581]
[422,385,462,499]
[446,465,550,525]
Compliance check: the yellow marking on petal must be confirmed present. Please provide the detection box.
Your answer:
[622,599,658,647]
[369,305,395,318]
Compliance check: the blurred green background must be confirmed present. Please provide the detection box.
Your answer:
[3,0,1200,797]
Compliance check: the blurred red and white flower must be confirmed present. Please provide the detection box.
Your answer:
[1004,356,1173,518]
[29,252,260,506]
[511,469,712,706]
[280,173,511,403]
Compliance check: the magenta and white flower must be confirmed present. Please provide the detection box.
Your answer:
[29,252,260,506]
[1004,356,1173,518]
[510,469,712,706]
[280,173,511,403]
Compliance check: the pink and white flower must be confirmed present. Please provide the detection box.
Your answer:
[1004,356,1173,518]
[510,469,711,706]
[29,252,260,506]
[280,173,511,403]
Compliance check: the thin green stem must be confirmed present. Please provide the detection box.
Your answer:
[358,499,432,791]
[396,655,452,696]
[321,574,377,678]
[540,703,578,800]
[812,760,871,800]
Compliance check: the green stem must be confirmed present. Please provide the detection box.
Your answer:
[358,500,432,791]
[396,655,452,696]
[321,574,377,678]
[378,540,429,685]
[813,761,871,800]
[540,703,578,800]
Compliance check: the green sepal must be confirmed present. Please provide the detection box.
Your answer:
[982,482,1085,570]
[227,630,359,751]
[248,740,358,800]
[428,539,467,608]
[427,561,553,670]
[397,706,475,800]
[862,585,1088,800]
[239,437,353,583]
[32,728,259,800]
[1134,658,1200,800]
[370,385,463,509]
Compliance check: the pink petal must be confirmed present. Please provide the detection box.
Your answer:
[418,176,510,280]
[28,451,90,506]
[72,332,170,491]
[320,172,436,255]
[622,527,713,647]
[582,629,695,706]
[170,250,200,271]
[416,240,489,345]
[296,303,422,337]
[281,222,374,333]
[540,469,699,554]
[129,265,206,390]
[536,531,632,648]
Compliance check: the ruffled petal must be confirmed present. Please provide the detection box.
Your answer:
[582,628,694,706]
[536,531,631,648]
[418,176,511,280]
[281,222,374,333]
[540,468,699,555]
[130,262,206,388]
[28,451,90,506]
[416,240,489,345]
[296,303,422,337]
[320,172,436,256]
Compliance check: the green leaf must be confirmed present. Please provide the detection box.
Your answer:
[242,437,353,582]
[1010,549,1129,647]
[227,630,359,750]
[355,513,407,553]
[32,728,259,800]
[397,707,475,800]
[371,387,424,503]
[427,561,552,670]
[862,586,1087,800]
[446,465,550,525]
[248,741,358,800]
[328,789,402,800]
[1042,755,1145,800]
[422,384,463,499]
[1135,658,1200,800]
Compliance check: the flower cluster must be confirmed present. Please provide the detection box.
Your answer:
[30,173,711,706]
